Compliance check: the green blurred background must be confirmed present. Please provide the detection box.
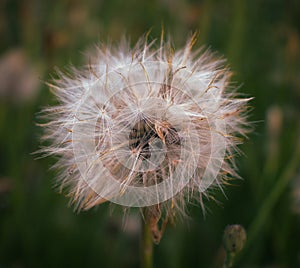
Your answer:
[1,0,300,267]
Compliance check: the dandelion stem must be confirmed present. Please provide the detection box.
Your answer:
[141,219,153,268]
[223,252,235,268]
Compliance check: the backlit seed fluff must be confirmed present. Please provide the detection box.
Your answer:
[40,34,251,219]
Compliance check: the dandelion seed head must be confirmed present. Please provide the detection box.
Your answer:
[40,34,251,218]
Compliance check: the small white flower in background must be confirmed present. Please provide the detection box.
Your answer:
[0,49,39,103]
[39,34,251,242]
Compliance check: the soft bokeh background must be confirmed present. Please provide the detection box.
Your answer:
[1,0,300,267]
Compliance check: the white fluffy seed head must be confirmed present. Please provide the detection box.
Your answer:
[39,34,252,219]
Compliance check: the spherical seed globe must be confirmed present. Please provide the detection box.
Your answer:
[40,34,251,219]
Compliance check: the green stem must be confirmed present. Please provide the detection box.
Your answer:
[223,252,235,268]
[141,220,153,268]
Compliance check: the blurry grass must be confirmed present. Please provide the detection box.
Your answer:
[1,0,300,267]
